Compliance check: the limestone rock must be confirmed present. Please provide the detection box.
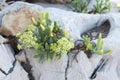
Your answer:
[35,3,72,11]
[3,61,29,80]
[0,2,43,36]
[0,43,15,74]
[12,2,120,80]
[42,8,120,80]
[0,35,29,80]
[1,7,36,36]
[0,0,8,11]
[1,2,120,80]
[42,0,71,3]
[25,50,68,80]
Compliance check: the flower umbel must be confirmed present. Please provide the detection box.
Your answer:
[17,31,38,50]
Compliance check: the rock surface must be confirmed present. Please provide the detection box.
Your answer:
[1,7,36,36]
[0,1,120,80]
[40,0,71,3]
[35,2,72,11]
[25,50,67,80]
[0,35,29,80]
[0,2,43,36]
[45,8,120,80]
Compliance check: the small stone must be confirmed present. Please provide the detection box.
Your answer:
[15,51,26,63]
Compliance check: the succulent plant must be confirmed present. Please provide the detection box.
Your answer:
[17,12,74,62]
[72,0,90,13]
[83,33,112,55]
[72,0,111,13]
[92,0,111,13]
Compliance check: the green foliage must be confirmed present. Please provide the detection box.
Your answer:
[93,0,111,13]
[72,0,111,13]
[72,0,90,13]
[83,34,112,55]
[17,12,74,62]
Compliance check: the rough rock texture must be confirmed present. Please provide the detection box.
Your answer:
[41,0,71,3]
[25,50,67,80]
[0,2,43,36]
[35,2,72,11]
[46,8,120,80]
[1,1,120,80]
[1,7,37,36]
[0,0,8,10]
[0,35,29,80]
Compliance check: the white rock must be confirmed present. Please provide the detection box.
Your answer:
[0,72,5,80]
[3,61,29,80]
[0,35,29,80]
[0,44,15,73]
[67,52,92,80]
[25,50,67,80]
[45,7,120,80]
[45,8,101,41]
[1,2,120,80]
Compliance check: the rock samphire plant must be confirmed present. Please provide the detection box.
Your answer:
[16,12,74,62]
[72,0,111,13]
[70,33,111,60]
[92,0,111,13]
[72,0,90,13]
[83,33,112,55]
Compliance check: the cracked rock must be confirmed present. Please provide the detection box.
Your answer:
[25,50,68,80]
[0,35,29,80]
[0,41,15,74]
[1,2,120,80]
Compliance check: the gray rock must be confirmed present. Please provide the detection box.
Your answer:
[35,2,72,11]
[1,1,120,80]
[0,35,29,80]
[48,8,120,80]
[0,2,43,36]
[0,43,15,74]
[42,7,120,80]
[40,0,71,3]
[3,61,29,80]
[25,50,68,80]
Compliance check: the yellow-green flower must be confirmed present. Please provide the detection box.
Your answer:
[56,37,74,54]
[32,17,37,25]
[27,25,36,31]
[17,44,22,50]
[50,43,57,51]
[50,22,54,37]
[17,31,38,50]
[40,24,45,31]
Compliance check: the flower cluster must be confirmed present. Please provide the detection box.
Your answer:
[50,37,74,54]
[17,25,38,50]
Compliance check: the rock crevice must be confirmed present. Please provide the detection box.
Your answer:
[6,59,16,75]
[0,68,7,75]
[65,54,69,80]
[20,50,35,80]
[1,1,120,80]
